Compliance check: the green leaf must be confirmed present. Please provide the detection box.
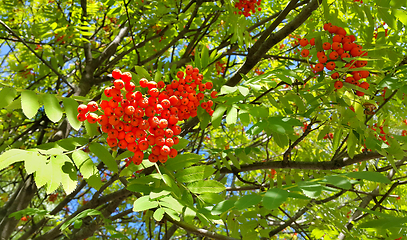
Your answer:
[33,154,49,188]
[175,166,216,183]
[0,87,17,109]
[262,188,288,210]
[133,196,158,212]
[273,132,289,148]
[159,196,184,213]
[62,98,81,130]
[347,131,357,159]
[8,208,50,220]
[89,143,118,173]
[237,86,249,96]
[24,151,47,175]
[226,105,238,125]
[332,128,343,152]
[194,47,201,70]
[115,151,134,160]
[134,66,151,80]
[165,153,202,171]
[227,152,240,169]
[153,208,165,221]
[42,93,63,122]
[211,105,227,129]
[197,107,210,130]
[60,209,102,231]
[298,182,322,198]
[201,46,209,69]
[345,171,391,184]
[220,86,238,95]
[154,70,162,83]
[173,138,189,151]
[163,207,180,221]
[86,175,103,190]
[358,217,407,229]
[150,189,171,200]
[0,149,30,170]
[72,151,97,178]
[187,180,226,194]
[234,194,262,210]
[21,90,40,119]
[324,175,352,190]
[393,9,407,26]
[60,162,78,195]
[212,199,236,215]
[46,155,71,194]
[377,6,396,29]
[84,121,99,138]
[174,165,216,183]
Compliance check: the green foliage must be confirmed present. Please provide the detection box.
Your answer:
[1,0,407,239]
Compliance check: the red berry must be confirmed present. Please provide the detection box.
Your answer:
[77,104,89,114]
[125,132,136,143]
[114,79,125,89]
[334,81,343,89]
[77,113,87,122]
[125,82,136,92]
[301,49,309,58]
[124,105,135,115]
[118,140,128,149]
[148,154,159,163]
[356,90,365,96]
[121,72,132,82]
[138,139,149,150]
[169,148,178,158]
[164,129,174,138]
[146,81,157,89]
[331,72,340,79]
[322,42,331,50]
[205,82,213,90]
[139,78,148,88]
[127,142,138,152]
[326,62,336,71]
[107,138,118,147]
[87,113,99,124]
[165,137,174,147]
[158,119,168,129]
[185,65,193,75]
[359,82,369,90]
[177,71,184,79]
[148,88,160,97]
[112,69,122,79]
[158,154,168,163]
[318,55,328,64]
[299,38,308,47]
[132,151,144,164]
[160,145,171,155]
[314,63,324,72]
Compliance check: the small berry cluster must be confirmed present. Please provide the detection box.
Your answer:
[215,61,226,76]
[76,66,217,165]
[234,0,262,17]
[370,120,389,145]
[298,23,371,96]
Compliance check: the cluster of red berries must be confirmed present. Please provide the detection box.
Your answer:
[234,0,262,17]
[76,66,217,165]
[215,61,226,76]
[323,133,334,140]
[298,23,371,96]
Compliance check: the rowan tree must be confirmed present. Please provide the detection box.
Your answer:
[1,0,407,239]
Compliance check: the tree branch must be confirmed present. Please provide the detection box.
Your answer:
[220,151,384,174]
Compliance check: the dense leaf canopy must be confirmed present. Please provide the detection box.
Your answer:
[1,0,407,239]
